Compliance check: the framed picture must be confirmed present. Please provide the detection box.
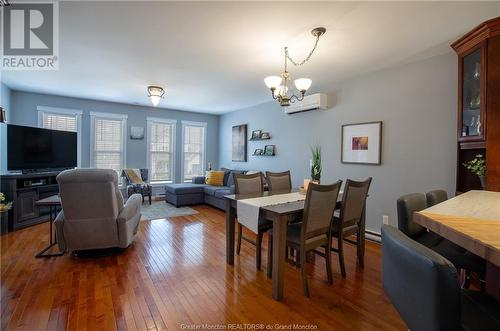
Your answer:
[130,126,145,140]
[232,124,247,162]
[341,121,382,165]
[251,130,262,140]
[264,145,275,156]
[253,148,263,155]
[261,132,270,139]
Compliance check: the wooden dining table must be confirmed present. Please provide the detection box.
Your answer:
[224,190,366,301]
[414,190,500,299]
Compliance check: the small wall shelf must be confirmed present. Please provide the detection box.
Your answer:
[252,154,275,157]
[249,137,271,141]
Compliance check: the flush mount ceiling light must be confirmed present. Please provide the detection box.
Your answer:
[264,27,326,107]
[147,86,165,107]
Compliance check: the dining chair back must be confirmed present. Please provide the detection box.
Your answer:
[302,181,342,241]
[381,225,461,331]
[426,190,448,207]
[234,172,264,194]
[397,193,427,238]
[338,178,372,230]
[266,171,292,192]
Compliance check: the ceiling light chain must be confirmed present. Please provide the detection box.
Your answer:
[264,27,326,107]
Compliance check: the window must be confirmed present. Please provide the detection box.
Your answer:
[147,117,176,183]
[182,121,207,182]
[37,106,82,167]
[90,112,127,177]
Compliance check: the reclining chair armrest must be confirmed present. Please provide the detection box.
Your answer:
[192,176,206,184]
[54,210,67,252]
[117,193,142,247]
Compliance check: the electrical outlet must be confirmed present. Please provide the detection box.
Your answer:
[383,215,389,225]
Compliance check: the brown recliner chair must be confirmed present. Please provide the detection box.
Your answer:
[54,169,142,253]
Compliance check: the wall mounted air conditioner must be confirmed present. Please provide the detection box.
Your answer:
[284,93,328,114]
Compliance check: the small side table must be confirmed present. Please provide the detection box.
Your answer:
[35,195,64,258]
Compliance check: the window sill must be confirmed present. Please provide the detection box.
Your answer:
[150,181,173,186]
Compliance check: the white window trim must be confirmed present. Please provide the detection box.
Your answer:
[181,120,207,182]
[37,105,83,168]
[146,117,177,185]
[89,111,128,174]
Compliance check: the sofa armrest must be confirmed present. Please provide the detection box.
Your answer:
[192,176,206,184]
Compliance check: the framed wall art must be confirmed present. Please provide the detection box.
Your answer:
[341,121,382,165]
[232,124,247,162]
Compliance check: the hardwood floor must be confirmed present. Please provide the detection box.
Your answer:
[1,205,405,330]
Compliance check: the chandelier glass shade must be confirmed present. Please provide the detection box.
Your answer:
[147,86,165,107]
[264,27,325,107]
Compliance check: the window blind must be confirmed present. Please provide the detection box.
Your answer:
[183,124,205,181]
[149,121,174,182]
[93,117,124,174]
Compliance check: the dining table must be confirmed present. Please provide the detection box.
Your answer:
[224,189,367,301]
[414,190,500,299]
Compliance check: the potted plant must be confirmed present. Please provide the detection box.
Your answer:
[0,192,12,213]
[310,145,322,183]
[463,154,486,189]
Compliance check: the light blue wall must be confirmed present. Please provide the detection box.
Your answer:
[8,91,219,182]
[219,53,458,234]
[0,83,12,174]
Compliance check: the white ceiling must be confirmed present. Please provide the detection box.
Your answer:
[2,1,500,114]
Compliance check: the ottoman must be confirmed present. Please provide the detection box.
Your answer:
[165,183,206,207]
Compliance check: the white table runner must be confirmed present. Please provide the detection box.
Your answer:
[237,192,306,234]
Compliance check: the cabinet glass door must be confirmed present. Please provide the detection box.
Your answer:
[461,48,482,138]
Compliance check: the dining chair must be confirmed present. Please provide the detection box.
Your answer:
[426,189,448,207]
[234,172,272,270]
[397,193,486,289]
[265,171,292,192]
[267,181,342,297]
[329,177,372,277]
[381,225,500,331]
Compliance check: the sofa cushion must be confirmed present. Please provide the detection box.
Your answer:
[205,171,225,186]
[165,183,206,195]
[214,187,234,198]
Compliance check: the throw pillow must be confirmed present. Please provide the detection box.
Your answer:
[205,171,225,186]
[124,169,145,185]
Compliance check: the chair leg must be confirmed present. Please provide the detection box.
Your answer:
[326,240,333,285]
[148,193,152,205]
[338,234,346,278]
[256,231,263,270]
[142,195,145,204]
[300,248,309,297]
[267,233,273,278]
[357,227,364,268]
[236,223,242,255]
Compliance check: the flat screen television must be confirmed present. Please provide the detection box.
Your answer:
[7,124,77,173]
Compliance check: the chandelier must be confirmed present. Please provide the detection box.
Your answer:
[147,86,165,107]
[264,27,326,107]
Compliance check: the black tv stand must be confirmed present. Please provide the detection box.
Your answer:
[21,168,71,175]
[0,171,62,233]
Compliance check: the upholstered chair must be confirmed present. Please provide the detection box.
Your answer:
[266,171,292,192]
[122,168,152,204]
[54,169,142,253]
[268,181,342,297]
[397,193,485,288]
[234,172,271,270]
[426,189,448,207]
[381,225,500,331]
[330,177,372,276]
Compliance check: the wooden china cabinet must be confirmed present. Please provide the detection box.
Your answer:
[452,17,500,193]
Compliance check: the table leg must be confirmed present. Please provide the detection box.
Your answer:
[272,214,288,301]
[35,205,64,258]
[226,199,236,265]
[486,262,500,301]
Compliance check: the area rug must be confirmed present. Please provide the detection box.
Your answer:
[140,201,198,221]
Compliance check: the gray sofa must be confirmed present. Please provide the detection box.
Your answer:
[165,169,247,209]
